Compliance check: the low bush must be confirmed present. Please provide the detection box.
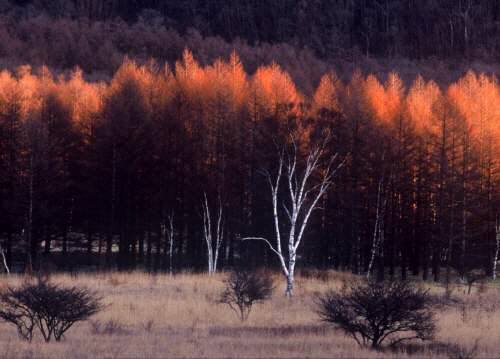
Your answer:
[0,279,102,342]
[219,270,274,321]
[316,280,435,349]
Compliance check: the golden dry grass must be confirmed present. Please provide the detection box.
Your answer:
[0,270,497,358]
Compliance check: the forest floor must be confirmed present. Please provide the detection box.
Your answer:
[0,270,498,358]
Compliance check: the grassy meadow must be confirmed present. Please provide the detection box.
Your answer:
[0,271,498,358]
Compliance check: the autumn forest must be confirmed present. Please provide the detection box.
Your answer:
[0,48,497,282]
[0,1,500,357]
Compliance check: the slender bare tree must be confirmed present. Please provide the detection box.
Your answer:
[244,138,346,296]
[366,167,390,279]
[493,216,500,280]
[166,212,175,276]
[0,244,9,274]
[202,193,224,275]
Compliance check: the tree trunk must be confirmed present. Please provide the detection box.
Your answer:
[422,243,429,281]
[138,229,144,264]
[62,227,68,254]
[26,153,34,273]
[44,227,50,254]
[106,144,117,268]
[87,225,93,266]
[285,272,294,297]
[433,248,440,282]
[155,226,162,272]
[106,232,113,268]
[285,252,296,297]
[493,217,500,280]
[146,230,152,272]
[6,231,12,270]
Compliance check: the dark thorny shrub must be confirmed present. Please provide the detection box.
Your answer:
[316,280,435,349]
[219,270,274,321]
[0,279,102,342]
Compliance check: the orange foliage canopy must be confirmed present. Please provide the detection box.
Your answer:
[0,52,497,156]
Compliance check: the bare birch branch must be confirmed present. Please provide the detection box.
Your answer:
[241,237,289,276]
[0,245,9,275]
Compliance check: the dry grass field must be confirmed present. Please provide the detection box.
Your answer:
[0,270,498,358]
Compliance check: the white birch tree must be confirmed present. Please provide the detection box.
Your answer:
[244,138,346,296]
[0,244,9,274]
[166,213,175,276]
[493,216,500,280]
[202,193,224,275]
[366,169,390,279]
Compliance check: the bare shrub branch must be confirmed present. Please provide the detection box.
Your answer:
[219,270,274,321]
[316,280,435,349]
[0,279,103,342]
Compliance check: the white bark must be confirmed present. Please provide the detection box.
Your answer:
[367,170,390,279]
[26,151,34,274]
[244,138,345,296]
[0,245,9,274]
[167,213,174,276]
[493,217,500,280]
[202,193,224,275]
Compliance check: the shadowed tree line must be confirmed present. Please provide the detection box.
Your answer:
[0,51,498,281]
[5,0,500,60]
[0,1,498,95]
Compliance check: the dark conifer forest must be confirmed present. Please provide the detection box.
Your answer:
[0,0,498,280]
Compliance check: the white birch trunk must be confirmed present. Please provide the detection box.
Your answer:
[26,151,34,274]
[493,217,500,280]
[367,177,383,279]
[286,250,296,297]
[244,138,346,297]
[202,193,224,275]
[367,170,390,279]
[167,213,174,276]
[0,245,9,274]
